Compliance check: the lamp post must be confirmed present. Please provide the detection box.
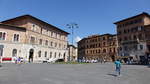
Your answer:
[66,23,78,61]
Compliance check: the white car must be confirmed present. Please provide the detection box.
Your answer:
[44,58,58,63]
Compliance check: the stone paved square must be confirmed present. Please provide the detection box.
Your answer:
[0,63,150,84]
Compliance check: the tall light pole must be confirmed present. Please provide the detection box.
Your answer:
[66,23,78,61]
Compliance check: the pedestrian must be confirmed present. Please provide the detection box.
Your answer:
[103,59,106,63]
[114,59,122,76]
[13,56,17,64]
[17,57,21,64]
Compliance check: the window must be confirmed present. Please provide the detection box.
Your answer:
[124,30,127,34]
[59,53,61,58]
[55,42,57,47]
[39,39,42,45]
[127,29,130,33]
[133,35,137,40]
[32,24,37,31]
[13,34,19,42]
[30,36,35,44]
[45,40,48,46]
[12,49,17,57]
[124,37,127,40]
[45,51,47,57]
[87,45,89,48]
[103,42,106,46]
[49,31,51,37]
[103,37,105,40]
[119,38,122,42]
[38,51,41,57]
[50,52,52,58]
[87,50,88,54]
[99,43,101,47]
[54,52,57,58]
[109,48,112,53]
[51,32,53,37]
[59,43,61,48]
[0,45,3,56]
[140,45,143,50]
[103,49,106,53]
[113,48,116,52]
[51,42,53,47]
[99,49,101,53]
[0,32,6,40]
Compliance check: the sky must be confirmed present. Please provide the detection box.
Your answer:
[0,0,150,45]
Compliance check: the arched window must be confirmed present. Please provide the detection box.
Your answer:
[50,52,52,58]
[0,46,3,56]
[12,49,17,57]
[59,53,61,58]
[103,49,106,53]
[45,51,47,57]
[99,49,101,53]
[38,51,41,57]
[54,52,57,58]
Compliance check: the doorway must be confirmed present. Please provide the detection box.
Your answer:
[111,55,115,62]
[29,49,34,62]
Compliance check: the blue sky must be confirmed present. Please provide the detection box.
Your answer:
[0,0,150,44]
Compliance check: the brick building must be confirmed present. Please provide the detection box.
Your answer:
[78,34,117,62]
[0,15,69,62]
[114,12,150,63]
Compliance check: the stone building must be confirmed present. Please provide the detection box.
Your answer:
[114,12,150,63]
[68,45,78,62]
[0,15,69,62]
[78,34,117,62]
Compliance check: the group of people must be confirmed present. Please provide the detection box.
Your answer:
[13,57,22,64]
[79,58,107,63]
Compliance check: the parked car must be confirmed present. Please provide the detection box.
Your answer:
[43,58,57,63]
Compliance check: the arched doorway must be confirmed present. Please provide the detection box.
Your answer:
[111,55,115,62]
[29,49,34,62]
[63,53,66,61]
[12,49,17,57]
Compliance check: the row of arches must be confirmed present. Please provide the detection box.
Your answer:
[12,49,66,62]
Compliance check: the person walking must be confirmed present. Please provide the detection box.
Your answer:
[114,59,122,76]
[17,57,21,64]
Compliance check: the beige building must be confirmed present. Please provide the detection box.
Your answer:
[68,45,78,62]
[0,15,69,62]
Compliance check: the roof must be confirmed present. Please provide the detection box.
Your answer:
[114,12,150,24]
[1,15,69,34]
[78,33,116,43]
[0,23,26,31]
[100,33,116,36]
[68,45,77,49]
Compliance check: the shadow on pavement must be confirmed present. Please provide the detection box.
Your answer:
[107,73,117,77]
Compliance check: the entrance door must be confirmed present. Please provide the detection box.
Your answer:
[29,49,34,62]
[111,55,115,62]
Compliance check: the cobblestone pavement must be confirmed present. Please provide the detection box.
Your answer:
[0,63,150,84]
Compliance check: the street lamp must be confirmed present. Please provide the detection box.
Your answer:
[66,23,78,61]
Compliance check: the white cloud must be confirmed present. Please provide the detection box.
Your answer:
[75,36,82,42]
